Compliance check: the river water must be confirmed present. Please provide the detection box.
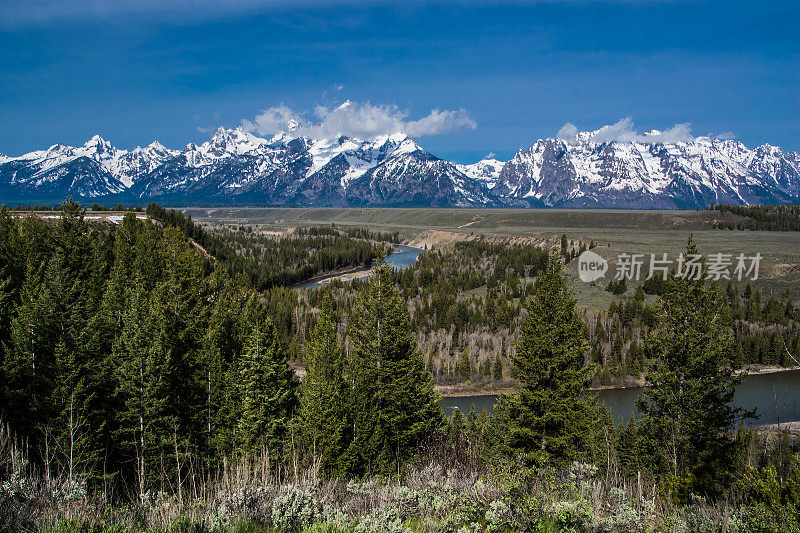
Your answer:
[440,369,800,427]
[296,244,800,427]
[296,245,423,289]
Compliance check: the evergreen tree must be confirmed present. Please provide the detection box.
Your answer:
[49,200,108,476]
[637,237,752,499]
[235,316,295,456]
[493,355,503,381]
[156,226,210,477]
[0,207,23,413]
[496,255,597,466]
[346,262,443,476]
[297,296,351,477]
[201,283,242,460]
[5,256,60,442]
[455,348,473,380]
[0,204,312,493]
[113,285,175,502]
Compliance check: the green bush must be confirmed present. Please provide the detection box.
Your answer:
[354,509,408,533]
[485,499,513,532]
[271,485,323,531]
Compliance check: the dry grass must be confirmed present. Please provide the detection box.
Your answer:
[1,422,769,532]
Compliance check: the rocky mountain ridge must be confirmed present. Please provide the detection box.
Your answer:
[2,127,797,208]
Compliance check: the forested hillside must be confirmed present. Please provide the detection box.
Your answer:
[175,218,800,390]
[298,241,548,388]
[294,235,800,391]
[0,201,298,495]
[2,203,800,532]
[592,280,800,386]
[146,203,396,289]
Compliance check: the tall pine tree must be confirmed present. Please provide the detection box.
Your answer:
[113,285,175,502]
[0,207,23,416]
[235,312,295,456]
[347,262,443,476]
[297,295,351,477]
[636,236,751,499]
[496,254,597,466]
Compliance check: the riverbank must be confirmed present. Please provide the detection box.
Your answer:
[758,421,800,434]
[406,228,551,252]
[435,384,514,398]
[435,381,646,398]
[291,244,427,289]
[290,263,374,289]
[739,364,800,376]
[436,365,800,398]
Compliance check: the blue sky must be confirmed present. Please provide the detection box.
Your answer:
[0,0,797,162]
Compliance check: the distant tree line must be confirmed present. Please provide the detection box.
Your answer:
[91,203,145,212]
[590,278,800,386]
[7,203,144,212]
[709,203,800,231]
[146,203,393,290]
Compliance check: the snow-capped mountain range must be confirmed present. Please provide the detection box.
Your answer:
[1,126,798,208]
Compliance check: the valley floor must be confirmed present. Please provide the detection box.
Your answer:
[186,206,800,312]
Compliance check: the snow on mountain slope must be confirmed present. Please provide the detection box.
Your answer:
[0,135,181,200]
[306,132,416,188]
[120,128,486,206]
[345,148,495,207]
[457,158,504,189]
[493,132,800,208]
[1,126,797,208]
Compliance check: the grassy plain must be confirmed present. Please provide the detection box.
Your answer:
[185,207,800,311]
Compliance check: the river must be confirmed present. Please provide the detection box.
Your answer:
[295,245,800,427]
[296,245,423,289]
[440,369,800,427]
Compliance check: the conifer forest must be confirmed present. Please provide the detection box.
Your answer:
[2,201,800,532]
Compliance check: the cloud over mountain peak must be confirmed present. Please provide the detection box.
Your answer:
[557,118,695,145]
[242,100,476,140]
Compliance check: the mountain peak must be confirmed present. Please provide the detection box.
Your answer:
[84,134,111,148]
[210,126,230,143]
[81,134,117,157]
[380,132,418,150]
[1,129,798,208]
[146,140,166,150]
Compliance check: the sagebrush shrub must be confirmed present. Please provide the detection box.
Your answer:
[354,509,408,533]
[271,485,323,531]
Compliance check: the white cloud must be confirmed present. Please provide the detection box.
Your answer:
[556,122,578,142]
[241,104,298,136]
[242,100,476,139]
[311,101,404,138]
[405,108,476,136]
[557,117,695,144]
[714,131,737,140]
